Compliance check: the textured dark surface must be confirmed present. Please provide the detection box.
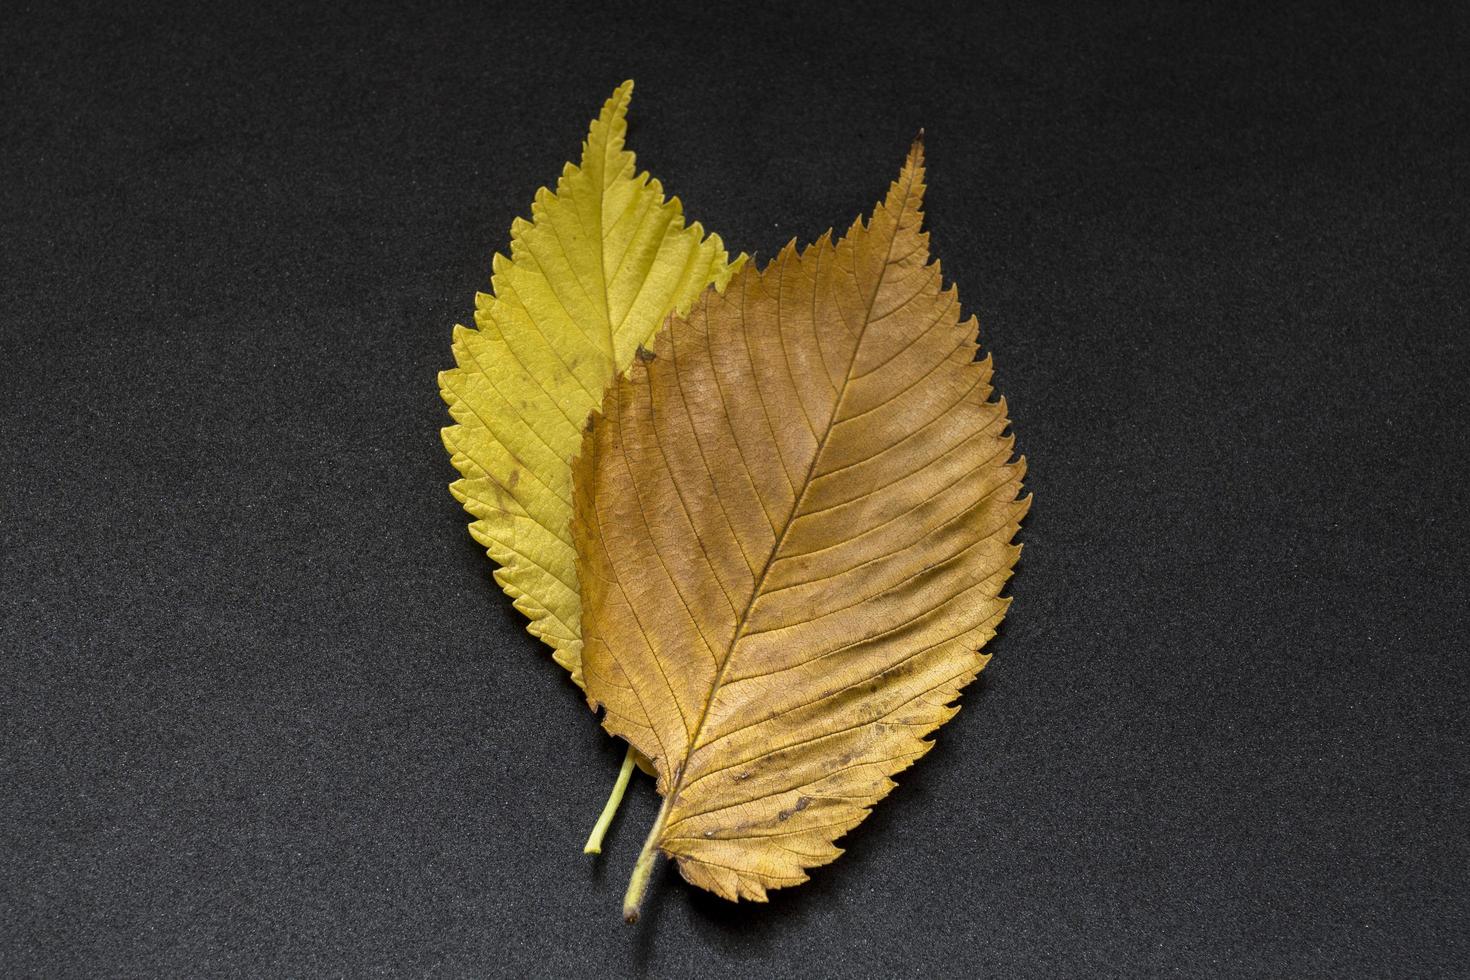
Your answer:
[2,2,1466,976]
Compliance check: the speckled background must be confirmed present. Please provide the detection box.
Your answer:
[3,1,1466,976]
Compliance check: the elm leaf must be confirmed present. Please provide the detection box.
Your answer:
[574,140,1028,918]
[439,81,743,851]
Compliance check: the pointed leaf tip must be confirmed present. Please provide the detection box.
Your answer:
[907,133,927,171]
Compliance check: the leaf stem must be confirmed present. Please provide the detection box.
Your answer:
[622,790,674,923]
[583,743,637,855]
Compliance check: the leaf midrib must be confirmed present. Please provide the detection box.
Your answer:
[659,164,922,830]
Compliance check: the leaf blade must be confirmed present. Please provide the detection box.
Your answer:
[440,81,742,685]
[577,142,1027,901]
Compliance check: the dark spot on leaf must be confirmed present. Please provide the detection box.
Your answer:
[635,345,657,363]
[775,796,811,822]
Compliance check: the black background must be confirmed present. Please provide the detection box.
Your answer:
[3,1,1466,976]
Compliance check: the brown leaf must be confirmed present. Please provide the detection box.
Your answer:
[573,141,1028,913]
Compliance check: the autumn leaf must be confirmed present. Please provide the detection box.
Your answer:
[439,82,743,854]
[574,140,1028,919]
[439,80,742,689]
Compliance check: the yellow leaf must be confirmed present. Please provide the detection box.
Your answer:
[439,81,743,689]
[574,141,1028,916]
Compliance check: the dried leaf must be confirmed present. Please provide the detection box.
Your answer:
[574,141,1027,915]
[440,81,742,688]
